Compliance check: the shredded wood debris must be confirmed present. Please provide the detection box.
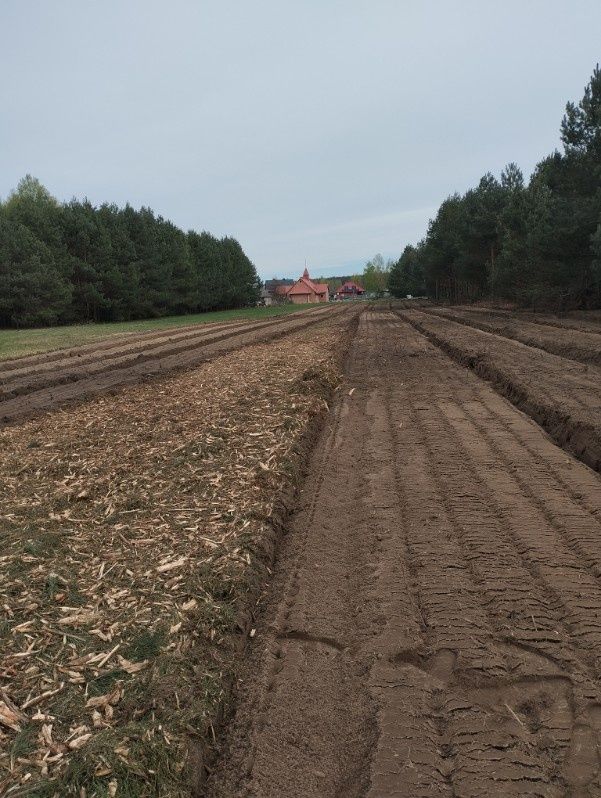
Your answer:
[0,314,350,796]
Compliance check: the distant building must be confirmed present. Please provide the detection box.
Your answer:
[264,278,294,294]
[261,278,294,305]
[259,286,273,305]
[286,268,329,304]
[335,280,365,299]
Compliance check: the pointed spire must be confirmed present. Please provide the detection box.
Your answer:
[302,266,310,279]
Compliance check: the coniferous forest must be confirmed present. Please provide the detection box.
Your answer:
[388,65,601,310]
[0,178,260,327]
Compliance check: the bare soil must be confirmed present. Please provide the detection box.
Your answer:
[446,305,601,336]
[0,306,341,426]
[206,309,601,797]
[424,305,601,366]
[397,307,601,473]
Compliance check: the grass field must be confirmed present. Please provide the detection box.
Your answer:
[0,304,312,360]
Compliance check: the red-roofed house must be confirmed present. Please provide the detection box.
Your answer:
[335,280,365,299]
[286,268,329,304]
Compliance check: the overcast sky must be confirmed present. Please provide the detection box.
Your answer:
[1,1,600,280]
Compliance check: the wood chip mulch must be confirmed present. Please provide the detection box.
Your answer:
[0,314,351,797]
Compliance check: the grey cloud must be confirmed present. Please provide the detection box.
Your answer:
[2,0,600,280]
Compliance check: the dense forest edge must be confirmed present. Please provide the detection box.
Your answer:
[388,65,601,310]
[0,179,260,327]
[3,65,600,326]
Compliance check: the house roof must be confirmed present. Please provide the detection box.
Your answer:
[287,277,327,296]
[286,269,329,296]
[337,280,365,293]
[265,278,294,291]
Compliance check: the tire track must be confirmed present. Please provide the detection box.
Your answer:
[206,310,601,797]
[457,398,601,583]
[384,325,567,797]
[389,315,601,794]
[470,390,601,530]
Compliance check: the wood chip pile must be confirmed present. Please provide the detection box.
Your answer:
[0,314,351,796]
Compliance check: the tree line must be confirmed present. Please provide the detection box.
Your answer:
[0,177,260,327]
[388,65,601,310]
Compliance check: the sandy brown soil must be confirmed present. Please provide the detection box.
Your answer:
[0,306,340,426]
[423,306,601,366]
[441,305,601,336]
[396,308,601,473]
[522,309,601,334]
[206,310,601,798]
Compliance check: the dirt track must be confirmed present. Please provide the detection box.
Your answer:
[207,310,601,798]
[0,306,341,425]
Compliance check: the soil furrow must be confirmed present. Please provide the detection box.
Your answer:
[207,311,382,797]
[207,309,601,797]
[422,306,601,366]
[0,306,343,426]
[396,308,601,472]
[0,307,327,372]
[0,320,241,381]
[0,308,333,400]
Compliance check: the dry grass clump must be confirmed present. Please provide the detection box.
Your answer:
[0,315,350,797]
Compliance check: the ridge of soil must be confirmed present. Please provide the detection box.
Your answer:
[422,306,601,366]
[205,310,601,797]
[0,306,343,427]
[397,308,601,473]
[0,308,360,797]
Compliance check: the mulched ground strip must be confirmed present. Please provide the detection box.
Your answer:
[0,305,342,427]
[0,311,354,797]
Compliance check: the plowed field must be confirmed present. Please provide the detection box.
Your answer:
[397,307,601,472]
[422,305,601,366]
[208,309,601,798]
[4,303,601,797]
[0,305,341,426]
[0,306,357,796]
